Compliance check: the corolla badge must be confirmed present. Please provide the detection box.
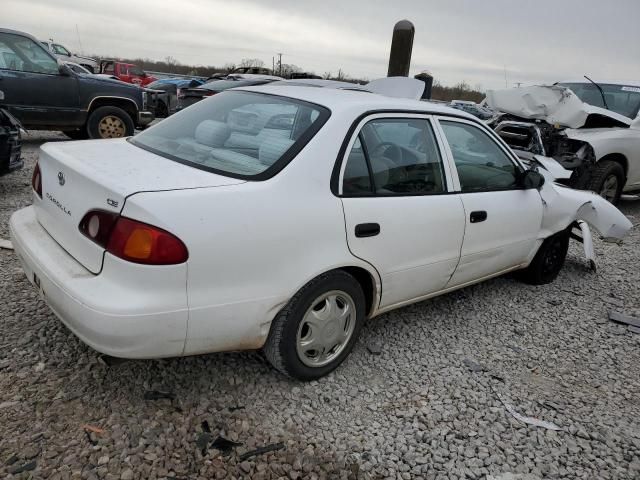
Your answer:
[58,171,66,186]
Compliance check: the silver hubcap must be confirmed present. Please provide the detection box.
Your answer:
[98,115,125,138]
[600,175,618,202]
[296,290,357,368]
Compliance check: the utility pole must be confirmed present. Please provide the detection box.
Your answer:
[503,65,508,88]
[75,24,84,55]
[272,56,275,74]
[277,53,283,77]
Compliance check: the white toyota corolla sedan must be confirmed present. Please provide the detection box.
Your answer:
[10,81,632,380]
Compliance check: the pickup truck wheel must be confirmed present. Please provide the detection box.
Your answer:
[62,129,89,140]
[586,160,624,204]
[263,271,365,381]
[87,106,134,139]
[156,101,168,118]
[518,230,570,285]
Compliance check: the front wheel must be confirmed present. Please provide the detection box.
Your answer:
[87,106,135,139]
[263,271,366,381]
[586,160,625,204]
[517,230,570,285]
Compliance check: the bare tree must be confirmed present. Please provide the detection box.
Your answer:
[165,56,179,67]
[239,58,265,68]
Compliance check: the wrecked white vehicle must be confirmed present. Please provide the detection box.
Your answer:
[10,81,633,380]
[487,81,640,204]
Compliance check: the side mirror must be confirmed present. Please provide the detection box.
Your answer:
[520,169,545,190]
[58,63,73,76]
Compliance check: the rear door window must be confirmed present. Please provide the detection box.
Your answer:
[342,117,447,196]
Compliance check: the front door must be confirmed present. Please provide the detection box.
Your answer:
[435,117,544,287]
[339,114,466,309]
[0,32,79,127]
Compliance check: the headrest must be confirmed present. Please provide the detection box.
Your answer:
[259,136,295,166]
[195,120,230,147]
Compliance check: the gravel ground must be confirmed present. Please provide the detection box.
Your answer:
[1,132,640,480]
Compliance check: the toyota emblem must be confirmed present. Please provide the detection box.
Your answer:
[58,171,65,186]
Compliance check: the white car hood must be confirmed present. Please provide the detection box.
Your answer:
[486,85,631,129]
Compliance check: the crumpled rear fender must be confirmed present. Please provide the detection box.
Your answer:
[537,169,632,240]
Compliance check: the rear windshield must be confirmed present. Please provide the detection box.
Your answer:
[130,91,330,179]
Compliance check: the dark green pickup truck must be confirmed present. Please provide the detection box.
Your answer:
[0,28,154,140]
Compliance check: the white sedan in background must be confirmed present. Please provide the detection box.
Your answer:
[10,81,632,380]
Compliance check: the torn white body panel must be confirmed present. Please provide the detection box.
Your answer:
[486,85,631,129]
[537,168,633,240]
[532,155,572,180]
[576,220,596,272]
[365,77,425,100]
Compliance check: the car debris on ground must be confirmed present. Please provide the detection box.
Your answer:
[608,310,640,333]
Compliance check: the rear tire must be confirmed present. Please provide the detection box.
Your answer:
[518,230,570,285]
[87,106,135,139]
[263,271,365,381]
[586,160,624,204]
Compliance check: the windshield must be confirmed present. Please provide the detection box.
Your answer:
[130,91,330,179]
[129,65,145,76]
[560,82,640,119]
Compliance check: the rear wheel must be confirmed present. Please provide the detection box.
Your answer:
[586,160,625,204]
[263,271,365,380]
[518,230,570,285]
[87,106,135,139]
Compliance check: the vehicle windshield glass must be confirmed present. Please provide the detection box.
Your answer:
[560,82,640,119]
[129,65,145,76]
[53,44,70,56]
[130,91,330,179]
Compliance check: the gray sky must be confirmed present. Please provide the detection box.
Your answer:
[5,0,640,89]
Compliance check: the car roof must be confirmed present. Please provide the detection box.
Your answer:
[237,84,478,120]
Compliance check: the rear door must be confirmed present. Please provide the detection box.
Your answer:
[339,114,465,309]
[435,116,543,286]
[0,32,79,127]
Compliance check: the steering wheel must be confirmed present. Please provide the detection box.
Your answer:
[371,142,402,163]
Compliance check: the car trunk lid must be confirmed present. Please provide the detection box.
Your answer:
[35,138,244,273]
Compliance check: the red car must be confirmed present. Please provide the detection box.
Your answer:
[99,60,157,87]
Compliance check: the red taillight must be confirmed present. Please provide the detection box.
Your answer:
[32,163,42,198]
[79,210,119,247]
[79,211,188,265]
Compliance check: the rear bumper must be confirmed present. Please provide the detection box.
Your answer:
[9,206,188,358]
